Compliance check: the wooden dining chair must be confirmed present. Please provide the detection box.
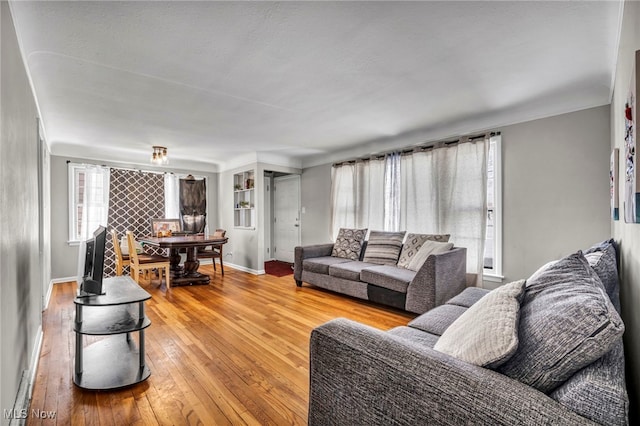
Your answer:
[126,231,171,288]
[110,229,130,276]
[197,228,226,275]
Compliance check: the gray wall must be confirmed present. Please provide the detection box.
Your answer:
[50,155,219,279]
[611,0,640,420]
[219,162,301,272]
[500,105,611,283]
[1,2,43,420]
[301,163,332,245]
[298,105,611,288]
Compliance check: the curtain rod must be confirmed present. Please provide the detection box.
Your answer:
[332,131,500,167]
[67,160,176,176]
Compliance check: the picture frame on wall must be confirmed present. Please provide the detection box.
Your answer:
[624,50,640,223]
[611,148,619,221]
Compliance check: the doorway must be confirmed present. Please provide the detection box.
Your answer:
[272,174,300,264]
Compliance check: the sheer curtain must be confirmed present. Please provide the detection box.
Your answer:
[79,165,110,240]
[164,173,180,219]
[330,158,385,239]
[401,138,488,284]
[384,153,401,231]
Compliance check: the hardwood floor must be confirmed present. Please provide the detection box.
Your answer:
[28,266,415,425]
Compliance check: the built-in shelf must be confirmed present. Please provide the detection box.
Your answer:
[234,170,255,229]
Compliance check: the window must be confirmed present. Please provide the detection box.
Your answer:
[68,163,110,243]
[483,135,503,280]
[330,133,502,284]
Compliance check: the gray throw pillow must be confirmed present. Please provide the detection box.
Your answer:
[362,230,406,265]
[397,233,451,268]
[331,228,368,261]
[406,240,453,272]
[583,242,618,300]
[434,280,526,368]
[498,251,625,393]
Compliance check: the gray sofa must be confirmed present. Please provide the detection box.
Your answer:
[294,242,467,314]
[309,240,628,425]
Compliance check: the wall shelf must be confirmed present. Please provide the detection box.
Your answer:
[234,170,255,229]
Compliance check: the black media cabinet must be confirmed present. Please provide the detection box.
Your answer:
[73,276,151,390]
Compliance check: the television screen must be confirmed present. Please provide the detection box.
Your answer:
[77,225,107,297]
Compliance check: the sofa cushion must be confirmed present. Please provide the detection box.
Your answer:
[584,242,619,301]
[446,287,490,308]
[360,265,416,293]
[550,338,629,425]
[328,261,380,281]
[434,280,526,368]
[362,230,406,265]
[408,304,468,336]
[406,241,454,271]
[303,256,351,275]
[397,233,451,268]
[387,326,440,349]
[331,228,368,260]
[498,251,625,393]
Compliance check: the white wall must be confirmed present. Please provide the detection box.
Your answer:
[1,2,43,421]
[298,105,611,288]
[611,0,640,420]
[49,155,219,279]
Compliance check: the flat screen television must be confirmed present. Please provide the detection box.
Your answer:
[77,225,107,297]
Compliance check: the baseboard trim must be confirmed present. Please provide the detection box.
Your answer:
[44,280,54,310]
[10,326,43,424]
[224,262,264,275]
[51,276,76,285]
[28,326,43,399]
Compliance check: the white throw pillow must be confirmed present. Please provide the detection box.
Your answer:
[406,240,454,271]
[434,279,526,368]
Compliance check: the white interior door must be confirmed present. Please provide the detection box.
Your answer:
[274,175,300,263]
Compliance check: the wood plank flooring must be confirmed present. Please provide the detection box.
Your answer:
[27,266,415,425]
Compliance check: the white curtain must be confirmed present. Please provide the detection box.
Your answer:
[384,153,401,231]
[79,165,110,240]
[330,158,385,239]
[401,138,488,283]
[164,173,180,219]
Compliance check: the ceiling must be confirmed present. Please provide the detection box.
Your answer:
[9,1,623,172]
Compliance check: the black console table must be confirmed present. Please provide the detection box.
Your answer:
[73,276,151,390]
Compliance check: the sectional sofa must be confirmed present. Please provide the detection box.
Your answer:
[308,239,628,425]
[294,229,467,314]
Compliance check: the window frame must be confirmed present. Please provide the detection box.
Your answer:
[483,135,503,282]
[67,163,110,245]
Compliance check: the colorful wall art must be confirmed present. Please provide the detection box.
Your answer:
[611,148,619,221]
[624,50,640,223]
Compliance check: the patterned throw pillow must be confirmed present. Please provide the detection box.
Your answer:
[434,279,526,368]
[397,233,451,268]
[498,251,625,393]
[331,228,368,260]
[406,240,454,271]
[362,231,406,265]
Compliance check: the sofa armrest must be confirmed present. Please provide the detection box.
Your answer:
[405,247,467,314]
[309,318,595,426]
[294,243,334,282]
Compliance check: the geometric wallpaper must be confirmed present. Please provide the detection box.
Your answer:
[104,168,165,277]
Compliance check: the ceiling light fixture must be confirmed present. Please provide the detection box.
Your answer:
[151,146,169,165]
